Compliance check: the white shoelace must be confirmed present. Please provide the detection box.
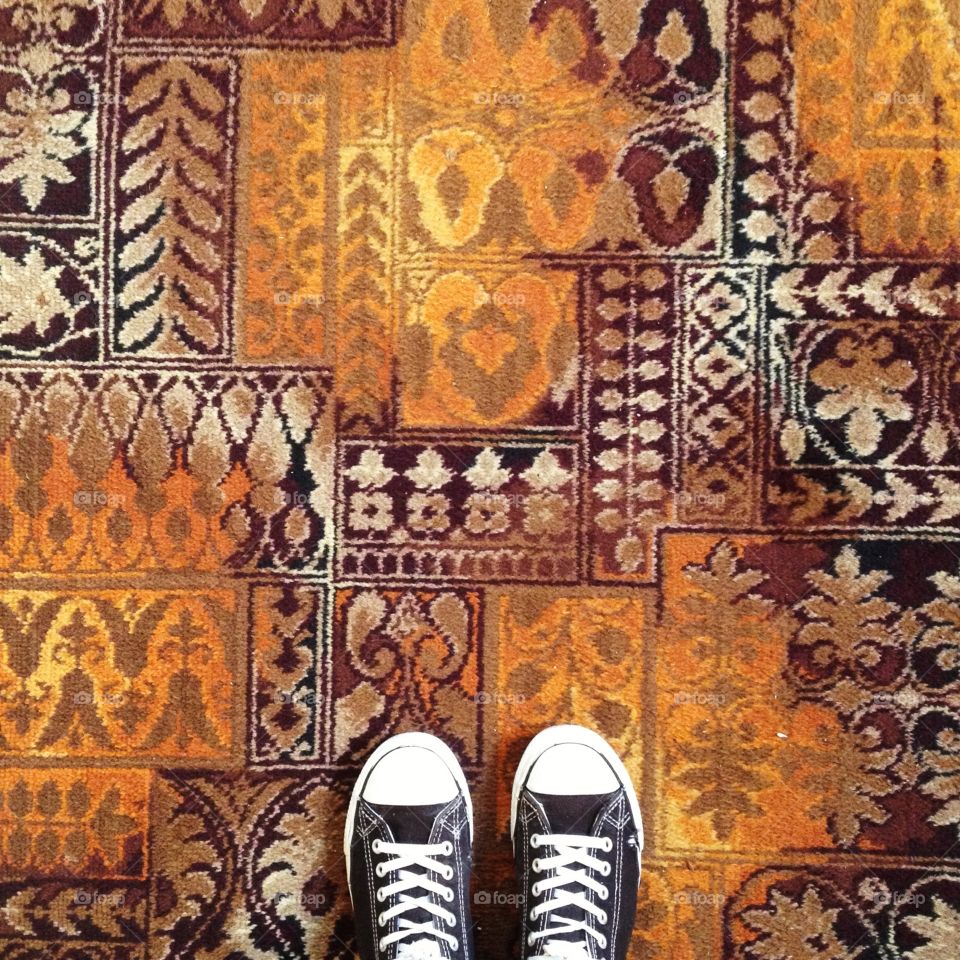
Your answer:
[372,838,459,958]
[527,833,612,960]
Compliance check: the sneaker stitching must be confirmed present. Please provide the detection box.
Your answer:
[442,802,459,960]
[452,814,465,960]
[610,794,626,960]
[521,799,531,956]
[359,804,398,959]
[362,819,381,960]
[521,793,554,954]
[433,797,466,960]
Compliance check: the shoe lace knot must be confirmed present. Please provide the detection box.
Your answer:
[372,838,459,958]
[527,832,612,960]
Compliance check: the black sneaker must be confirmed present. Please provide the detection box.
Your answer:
[345,733,475,960]
[511,725,643,960]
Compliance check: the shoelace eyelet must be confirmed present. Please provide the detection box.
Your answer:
[370,840,458,955]
[526,833,616,954]
[372,839,383,853]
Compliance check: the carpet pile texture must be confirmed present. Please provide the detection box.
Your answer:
[1,0,959,958]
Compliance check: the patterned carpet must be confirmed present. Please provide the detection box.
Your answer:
[1,0,959,958]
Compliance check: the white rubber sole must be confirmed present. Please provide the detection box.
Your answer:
[510,724,643,861]
[344,732,474,896]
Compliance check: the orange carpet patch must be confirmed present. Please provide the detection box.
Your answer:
[2,0,959,957]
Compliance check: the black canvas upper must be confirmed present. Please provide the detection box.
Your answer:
[348,794,474,960]
[514,787,641,960]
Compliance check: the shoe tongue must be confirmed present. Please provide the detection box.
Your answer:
[363,800,452,959]
[527,791,619,956]
[529,790,616,836]
[366,800,449,844]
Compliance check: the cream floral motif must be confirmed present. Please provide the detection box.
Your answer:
[693,281,748,327]
[795,545,897,672]
[465,492,510,535]
[407,492,450,533]
[405,448,452,489]
[903,897,960,960]
[0,67,92,210]
[349,491,393,532]
[345,448,395,488]
[742,885,856,960]
[464,448,510,490]
[0,0,97,35]
[810,335,916,457]
[0,247,74,336]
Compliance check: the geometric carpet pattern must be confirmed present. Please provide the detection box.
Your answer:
[1,0,959,958]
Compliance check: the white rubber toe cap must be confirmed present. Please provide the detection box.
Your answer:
[362,744,459,806]
[510,725,643,860]
[525,742,620,795]
[345,732,473,883]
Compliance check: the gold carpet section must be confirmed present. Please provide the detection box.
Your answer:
[3,0,960,958]
[796,0,960,254]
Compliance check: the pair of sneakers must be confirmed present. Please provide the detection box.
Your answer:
[344,725,643,960]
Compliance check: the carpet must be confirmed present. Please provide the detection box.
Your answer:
[1,0,959,958]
